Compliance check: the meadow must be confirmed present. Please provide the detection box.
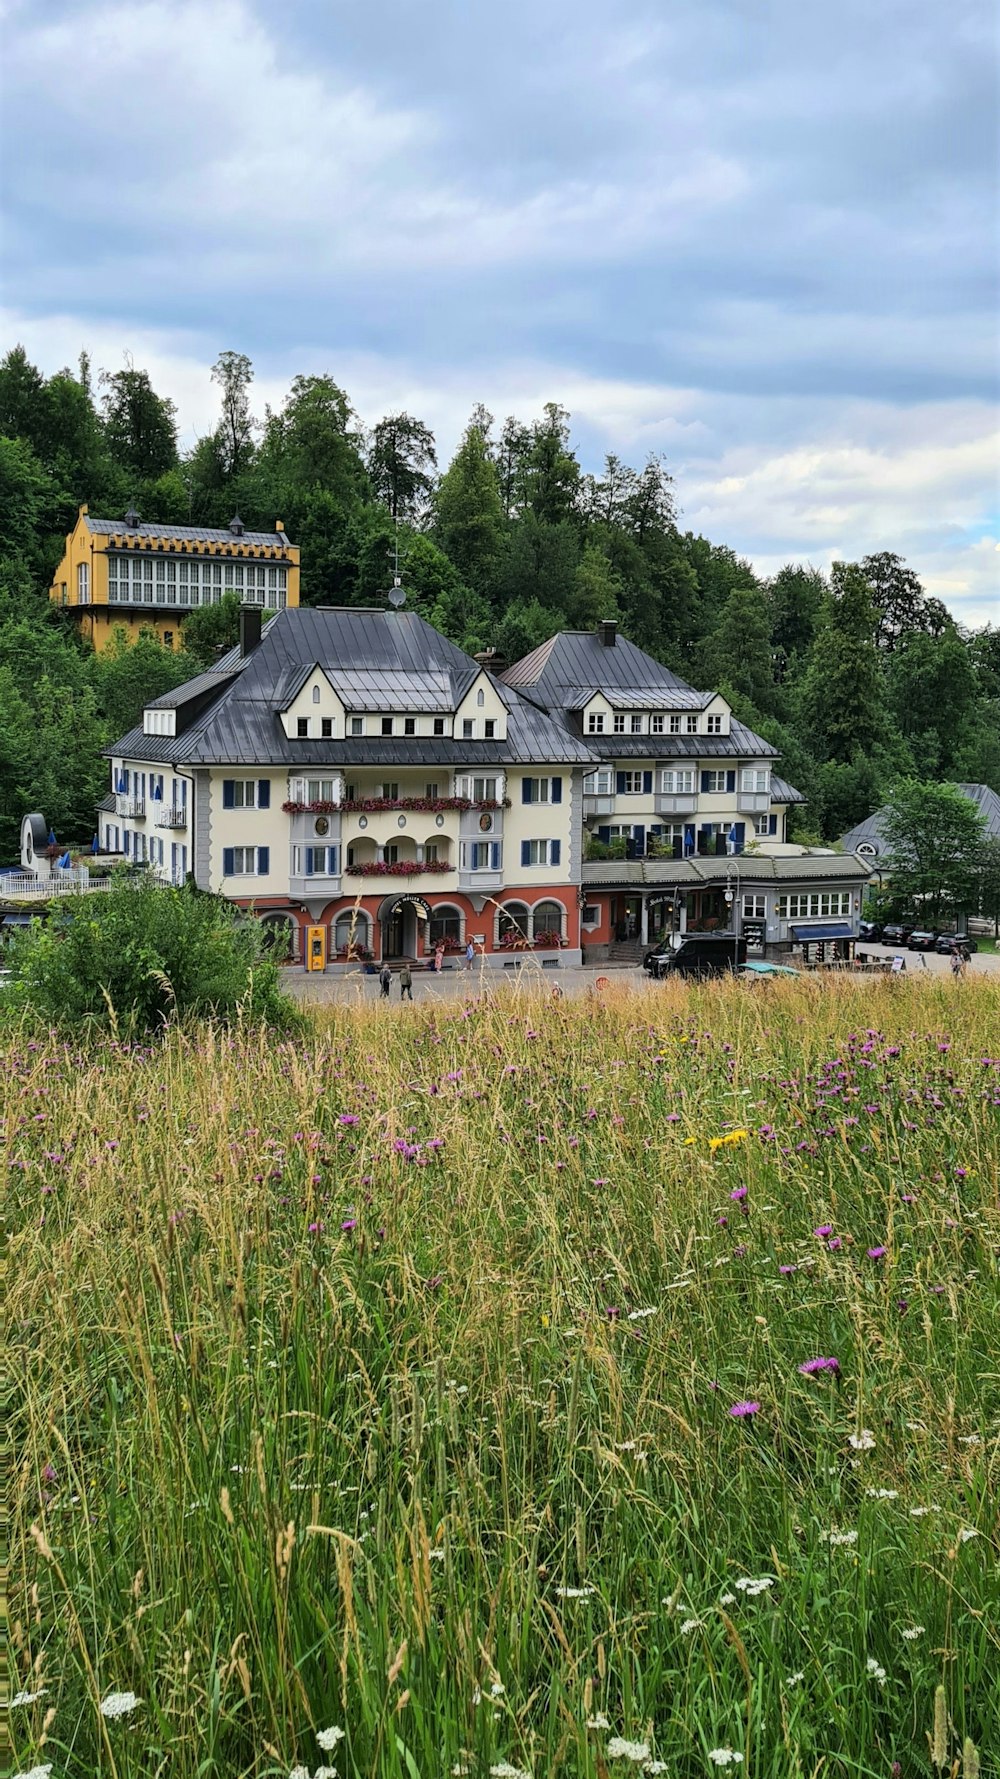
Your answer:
[7,977,999,1779]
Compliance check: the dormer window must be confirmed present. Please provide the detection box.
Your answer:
[477,689,485,707]
[381,717,394,736]
[669,714,681,734]
[404,717,416,736]
[686,714,698,733]
[587,712,605,734]
[484,719,496,738]
[462,718,474,739]
[706,713,722,734]
[630,714,642,733]
[312,685,320,704]
[651,714,664,734]
[351,717,363,736]
[613,713,626,733]
[297,718,309,738]
[433,717,445,736]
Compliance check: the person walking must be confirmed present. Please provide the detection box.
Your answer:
[399,961,413,1000]
[378,963,392,998]
[465,939,475,971]
[434,943,445,974]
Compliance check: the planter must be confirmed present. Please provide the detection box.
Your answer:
[283,797,510,816]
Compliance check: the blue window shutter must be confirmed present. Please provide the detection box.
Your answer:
[491,842,501,870]
[257,779,270,809]
[551,838,561,866]
[734,822,745,853]
[522,778,532,804]
[123,830,130,856]
[632,826,645,856]
[768,814,778,835]
[551,776,562,803]
[598,826,611,844]
[222,847,234,876]
[642,770,653,794]
[616,771,626,794]
[305,847,314,874]
[222,779,235,809]
[700,771,711,792]
[257,846,269,875]
[521,840,531,867]
[726,770,736,793]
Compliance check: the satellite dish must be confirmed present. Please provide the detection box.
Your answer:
[387,581,406,609]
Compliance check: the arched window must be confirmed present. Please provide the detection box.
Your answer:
[498,901,530,946]
[428,905,462,947]
[477,688,485,706]
[312,685,320,704]
[334,910,371,956]
[532,900,564,944]
[259,911,299,960]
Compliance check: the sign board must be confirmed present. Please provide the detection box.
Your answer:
[742,918,766,955]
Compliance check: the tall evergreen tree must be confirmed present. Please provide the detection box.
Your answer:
[367,413,437,523]
[699,584,775,712]
[434,420,503,588]
[101,363,178,480]
[523,403,580,525]
[798,564,886,762]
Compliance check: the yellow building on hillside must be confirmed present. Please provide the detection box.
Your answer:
[49,505,300,652]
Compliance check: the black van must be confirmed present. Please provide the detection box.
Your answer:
[650,935,747,979]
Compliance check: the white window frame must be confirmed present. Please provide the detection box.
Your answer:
[741,768,770,793]
[777,891,852,920]
[613,713,626,733]
[230,779,258,809]
[703,770,727,793]
[669,714,682,734]
[742,894,767,919]
[584,768,614,795]
[587,711,605,733]
[651,714,665,734]
[620,771,644,795]
[630,713,643,733]
[754,814,772,837]
[227,846,259,876]
[77,562,90,604]
[706,713,723,734]
[659,768,694,794]
[686,714,699,733]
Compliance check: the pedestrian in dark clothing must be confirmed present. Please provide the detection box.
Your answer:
[399,963,413,1000]
[379,964,391,998]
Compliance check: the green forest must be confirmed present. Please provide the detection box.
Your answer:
[2,343,998,862]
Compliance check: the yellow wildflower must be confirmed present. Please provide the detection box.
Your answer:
[709,1129,749,1152]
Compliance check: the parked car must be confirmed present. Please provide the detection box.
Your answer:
[880,922,915,945]
[642,941,671,974]
[858,919,884,942]
[934,934,978,955]
[907,929,940,950]
[651,935,747,979]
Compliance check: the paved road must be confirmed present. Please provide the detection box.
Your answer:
[286,944,998,1004]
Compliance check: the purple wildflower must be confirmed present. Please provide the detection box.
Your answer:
[828,1236,843,1251]
[730,1186,748,1201]
[813,1224,833,1238]
[867,1246,887,1260]
[729,1401,761,1417]
[797,1357,839,1375]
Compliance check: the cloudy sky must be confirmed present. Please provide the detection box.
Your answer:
[2,0,997,623]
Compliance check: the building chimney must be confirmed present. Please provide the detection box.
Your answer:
[598,619,617,647]
[239,605,262,657]
[474,648,507,673]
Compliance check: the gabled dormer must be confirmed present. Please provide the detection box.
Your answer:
[581,692,613,736]
[700,693,732,739]
[280,666,345,740]
[453,672,509,742]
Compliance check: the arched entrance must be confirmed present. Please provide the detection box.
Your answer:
[378,892,432,960]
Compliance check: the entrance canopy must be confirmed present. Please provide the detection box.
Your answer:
[377,892,432,923]
[791,922,853,941]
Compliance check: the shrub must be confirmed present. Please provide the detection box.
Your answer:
[2,875,299,1034]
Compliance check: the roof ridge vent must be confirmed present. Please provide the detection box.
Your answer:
[229,512,245,536]
[124,503,140,529]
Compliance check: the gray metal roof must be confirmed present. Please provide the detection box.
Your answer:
[838,782,1000,858]
[145,669,244,710]
[770,775,806,804]
[566,686,710,712]
[580,718,780,761]
[583,852,872,887]
[96,793,117,812]
[503,630,697,700]
[106,607,597,769]
[85,516,292,548]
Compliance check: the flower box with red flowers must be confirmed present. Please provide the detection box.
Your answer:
[345,860,452,876]
[282,796,510,815]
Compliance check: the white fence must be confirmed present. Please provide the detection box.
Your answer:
[1,870,116,900]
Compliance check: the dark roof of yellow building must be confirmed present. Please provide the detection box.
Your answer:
[83,516,293,548]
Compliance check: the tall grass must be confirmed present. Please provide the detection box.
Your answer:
[7,977,999,1778]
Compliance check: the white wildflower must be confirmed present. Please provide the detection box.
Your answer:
[99,1690,140,1718]
[289,1768,311,1779]
[785,1671,805,1688]
[451,1766,471,1777]
[820,1528,858,1547]
[490,1681,506,1697]
[317,1725,345,1751]
[848,1429,876,1451]
[958,1527,979,1543]
[708,1752,744,1767]
[556,1584,595,1598]
[489,1765,532,1779]
[866,1657,887,1685]
[734,1576,774,1596]
[680,1617,704,1634]
[11,1688,48,1707]
[607,1737,651,1762]
[718,1592,736,1605]
[645,1764,669,1774]
[428,1547,446,1560]
[865,1488,899,1500]
[958,1433,982,1445]
[586,1712,611,1730]
[13,1767,54,1779]
[628,1307,658,1320]
[910,1504,940,1517]
[901,1626,925,1641]
[315,1769,337,1779]
[615,1441,638,1451]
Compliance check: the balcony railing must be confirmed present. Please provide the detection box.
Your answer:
[283,795,508,815]
[155,805,188,829]
[116,795,145,819]
[1,870,116,900]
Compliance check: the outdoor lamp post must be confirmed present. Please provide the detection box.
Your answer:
[724,860,742,940]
